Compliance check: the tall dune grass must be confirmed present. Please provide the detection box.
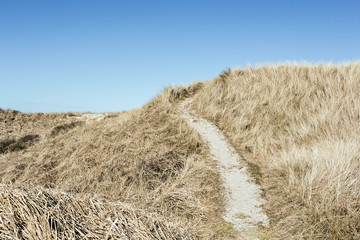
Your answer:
[192,63,360,239]
[0,85,230,239]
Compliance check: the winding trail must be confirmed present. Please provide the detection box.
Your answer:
[179,99,268,239]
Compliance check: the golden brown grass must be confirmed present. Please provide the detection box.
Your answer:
[0,185,190,239]
[191,63,360,239]
[0,86,230,239]
[0,109,84,142]
[3,63,358,239]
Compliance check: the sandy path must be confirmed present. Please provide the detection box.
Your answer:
[179,99,268,239]
[69,113,106,124]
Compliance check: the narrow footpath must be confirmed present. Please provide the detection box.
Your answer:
[179,99,269,239]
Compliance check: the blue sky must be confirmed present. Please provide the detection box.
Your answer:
[1,0,359,113]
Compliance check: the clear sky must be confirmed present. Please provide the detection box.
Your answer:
[1,0,359,113]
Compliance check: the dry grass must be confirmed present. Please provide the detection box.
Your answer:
[0,109,83,142]
[191,63,360,239]
[4,63,357,239]
[0,85,229,239]
[0,184,190,239]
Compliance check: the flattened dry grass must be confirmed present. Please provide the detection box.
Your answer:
[0,185,190,239]
[0,85,228,239]
[191,63,360,239]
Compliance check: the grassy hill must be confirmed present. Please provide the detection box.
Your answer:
[0,86,230,239]
[1,63,360,239]
[191,63,360,239]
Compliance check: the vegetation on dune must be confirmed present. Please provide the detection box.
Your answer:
[0,85,229,239]
[191,63,360,239]
[0,134,39,154]
[2,63,359,239]
[0,109,81,142]
[49,121,84,137]
[0,185,190,239]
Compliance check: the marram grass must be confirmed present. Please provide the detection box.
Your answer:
[192,63,360,239]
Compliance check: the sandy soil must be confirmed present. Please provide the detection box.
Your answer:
[179,99,268,239]
[69,113,106,123]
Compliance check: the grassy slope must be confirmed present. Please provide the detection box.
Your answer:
[0,86,230,239]
[191,63,360,239]
[3,64,358,239]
